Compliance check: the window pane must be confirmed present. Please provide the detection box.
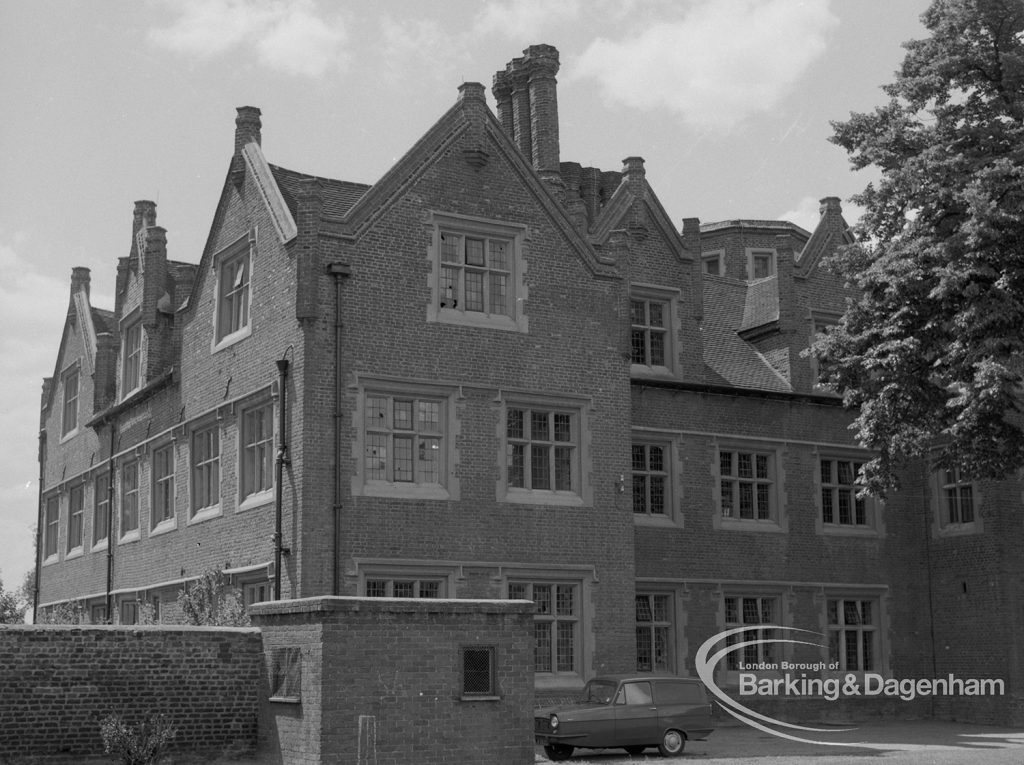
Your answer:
[531,411,549,441]
[393,400,413,430]
[507,443,524,488]
[489,239,508,270]
[531,444,551,489]
[465,237,485,266]
[556,622,575,672]
[393,435,413,481]
[507,409,524,439]
[649,330,665,366]
[554,446,572,490]
[553,413,571,442]
[464,271,484,312]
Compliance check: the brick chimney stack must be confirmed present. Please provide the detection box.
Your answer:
[493,45,561,181]
[71,267,91,299]
[235,106,262,154]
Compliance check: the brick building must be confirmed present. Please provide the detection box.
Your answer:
[35,45,1023,722]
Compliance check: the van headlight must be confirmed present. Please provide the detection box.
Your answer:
[550,714,559,730]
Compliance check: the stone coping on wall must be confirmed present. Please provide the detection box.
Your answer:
[0,623,261,633]
[249,595,535,617]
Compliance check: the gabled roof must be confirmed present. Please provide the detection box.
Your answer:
[270,165,369,220]
[701,277,791,392]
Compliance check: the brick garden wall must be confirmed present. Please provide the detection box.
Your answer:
[0,625,262,762]
[250,597,535,765]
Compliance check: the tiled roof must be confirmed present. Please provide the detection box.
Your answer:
[700,219,812,238]
[269,164,370,220]
[739,276,779,332]
[91,307,115,335]
[701,278,790,392]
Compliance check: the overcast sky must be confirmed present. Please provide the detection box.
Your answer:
[0,0,931,594]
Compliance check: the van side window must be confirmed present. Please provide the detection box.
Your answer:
[617,681,653,705]
[655,680,704,705]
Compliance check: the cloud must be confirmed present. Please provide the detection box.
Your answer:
[379,17,449,81]
[0,239,72,585]
[571,0,838,129]
[473,0,583,41]
[149,0,349,78]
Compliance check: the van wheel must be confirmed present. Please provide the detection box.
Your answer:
[658,729,685,756]
[544,743,574,761]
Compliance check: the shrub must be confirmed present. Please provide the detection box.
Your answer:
[177,569,249,627]
[100,714,177,765]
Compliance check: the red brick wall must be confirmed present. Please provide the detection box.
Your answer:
[251,597,534,765]
[0,625,262,761]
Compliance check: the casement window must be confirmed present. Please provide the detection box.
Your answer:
[243,581,271,607]
[702,252,724,277]
[61,368,79,437]
[719,449,774,521]
[439,231,511,316]
[506,408,576,494]
[827,598,877,672]
[365,395,444,485]
[427,212,528,332]
[122,321,142,396]
[808,313,841,392]
[636,593,673,672]
[43,496,60,560]
[67,485,84,553]
[820,458,867,526]
[747,249,775,280]
[240,404,274,503]
[120,461,140,537]
[190,426,220,516]
[629,285,679,377]
[93,474,110,546]
[217,249,250,342]
[119,600,139,626]
[462,646,497,698]
[939,467,975,525]
[632,443,669,516]
[509,581,579,676]
[724,595,777,670]
[152,444,175,528]
[90,604,108,624]
[630,298,667,367]
[365,578,443,598]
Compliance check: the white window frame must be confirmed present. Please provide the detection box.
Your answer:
[629,284,679,378]
[712,440,787,532]
[66,483,84,555]
[239,402,274,510]
[119,460,140,541]
[702,250,725,277]
[151,442,176,533]
[121,317,143,398]
[746,248,776,280]
[352,379,457,501]
[931,466,983,537]
[93,473,110,549]
[211,232,254,351]
[815,452,882,537]
[426,211,529,333]
[43,495,60,562]
[61,364,80,439]
[190,424,221,522]
[498,393,591,507]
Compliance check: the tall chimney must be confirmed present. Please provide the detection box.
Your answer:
[71,267,91,299]
[524,45,560,178]
[235,106,262,154]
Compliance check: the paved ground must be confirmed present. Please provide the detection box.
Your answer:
[535,719,1024,764]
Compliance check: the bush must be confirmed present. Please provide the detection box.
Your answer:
[100,714,177,765]
[177,570,249,627]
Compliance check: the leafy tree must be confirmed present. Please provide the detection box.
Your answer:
[177,570,249,627]
[0,576,26,624]
[816,0,1024,493]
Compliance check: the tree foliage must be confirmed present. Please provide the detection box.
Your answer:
[816,0,1024,493]
[177,570,249,627]
[0,577,26,624]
